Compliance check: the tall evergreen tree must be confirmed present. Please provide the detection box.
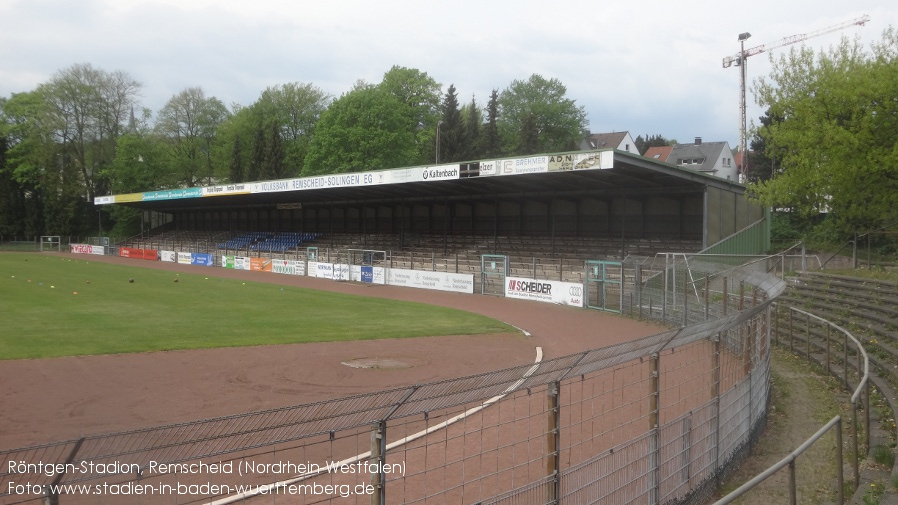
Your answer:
[463,94,482,160]
[482,89,502,158]
[439,84,463,163]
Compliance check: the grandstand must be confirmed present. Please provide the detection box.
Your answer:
[105,148,766,272]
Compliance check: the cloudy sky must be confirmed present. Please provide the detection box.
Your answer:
[1,0,895,148]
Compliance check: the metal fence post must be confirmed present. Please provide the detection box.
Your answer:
[649,352,660,505]
[837,416,845,505]
[547,381,560,504]
[371,421,387,505]
[712,335,721,484]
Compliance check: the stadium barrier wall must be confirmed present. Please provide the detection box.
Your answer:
[1,255,785,505]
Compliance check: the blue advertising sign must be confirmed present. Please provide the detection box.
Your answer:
[361,266,374,283]
[191,253,215,266]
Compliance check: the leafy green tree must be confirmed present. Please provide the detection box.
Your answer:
[378,66,442,164]
[303,87,417,175]
[518,113,540,155]
[498,74,588,155]
[252,83,330,177]
[40,64,141,202]
[751,28,898,233]
[482,89,502,157]
[438,84,463,163]
[155,87,230,186]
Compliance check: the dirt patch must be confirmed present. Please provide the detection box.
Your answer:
[341,357,425,369]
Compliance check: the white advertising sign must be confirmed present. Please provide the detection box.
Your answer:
[387,269,474,294]
[271,259,306,276]
[70,244,105,255]
[161,250,176,262]
[504,277,584,307]
[177,252,192,265]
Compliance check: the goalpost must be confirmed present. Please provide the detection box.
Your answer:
[40,236,61,252]
[346,249,388,284]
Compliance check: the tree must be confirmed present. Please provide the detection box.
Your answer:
[303,87,417,175]
[40,64,142,202]
[378,66,442,165]
[634,134,671,155]
[498,74,588,155]
[247,82,330,177]
[518,113,540,155]
[751,28,898,233]
[461,94,482,160]
[438,84,463,163]
[744,110,782,183]
[155,87,230,186]
[482,89,502,158]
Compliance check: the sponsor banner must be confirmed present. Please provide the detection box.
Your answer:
[316,262,332,279]
[143,250,158,261]
[307,261,319,277]
[234,256,251,270]
[203,183,250,197]
[479,160,497,176]
[249,258,272,271]
[390,165,461,184]
[221,255,235,268]
[421,166,459,181]
[94,195,115,205]
[70,244,105,255]
[191,253,214,266]
[161,250,177,262]
[387,268,474,294]
[333,263,349,281]
[143,188,203,201]
[271,259,306,276]
[505,277,583,307]
[548,151,613,172]
[496,156,548,176]
[361,266,373,283]
[314,263,349,280]
[351,265,385,284]
[177,252,192,265]
[254,172,384,194]
[119,247,142,259]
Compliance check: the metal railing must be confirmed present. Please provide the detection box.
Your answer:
[713,303,870,504]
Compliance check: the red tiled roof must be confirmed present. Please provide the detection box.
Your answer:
[644,146,672,162]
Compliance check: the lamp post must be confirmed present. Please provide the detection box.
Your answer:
[738,32,751,178]
[435,120,444,164]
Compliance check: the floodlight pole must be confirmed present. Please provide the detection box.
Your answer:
[738,32,751,178]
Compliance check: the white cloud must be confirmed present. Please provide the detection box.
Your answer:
[2,0,895,147]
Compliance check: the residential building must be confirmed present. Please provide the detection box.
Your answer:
[580,131,640,155]
[646,137,738,181]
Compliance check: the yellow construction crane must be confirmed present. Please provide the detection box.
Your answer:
[722,15,870,178]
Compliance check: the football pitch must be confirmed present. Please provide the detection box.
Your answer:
[0,253,514,360]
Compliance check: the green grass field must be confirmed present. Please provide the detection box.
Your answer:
[0,253,515,360]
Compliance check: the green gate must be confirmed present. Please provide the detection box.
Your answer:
[481,254,508,296]
[586,260,623,313]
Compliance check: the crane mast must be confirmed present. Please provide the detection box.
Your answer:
[722,15,869,179]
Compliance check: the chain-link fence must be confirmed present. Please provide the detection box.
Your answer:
[1,254,784,505]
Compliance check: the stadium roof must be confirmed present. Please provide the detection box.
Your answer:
[95,149,746,213]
